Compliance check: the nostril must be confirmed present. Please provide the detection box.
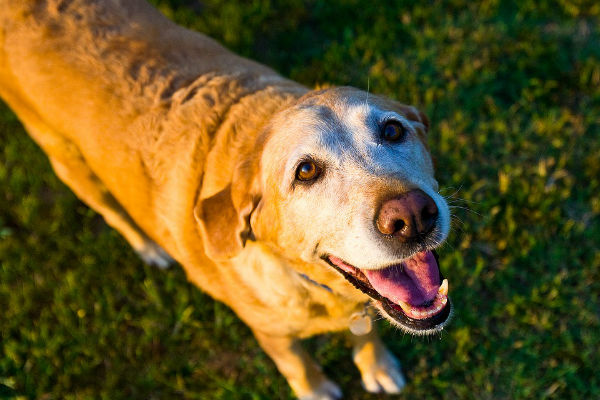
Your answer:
[421,208,429,221]
[421,201,439,233]
[393,219,405,234]
[421,206,437,221]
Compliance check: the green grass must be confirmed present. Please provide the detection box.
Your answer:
[1,0,599,398]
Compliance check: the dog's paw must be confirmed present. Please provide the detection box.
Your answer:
[298,379,342,400]
[357,348,406,394]
[135,241,175,269]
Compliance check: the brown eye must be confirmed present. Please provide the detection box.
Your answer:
[382,120,407,142]
[295,160,321,181]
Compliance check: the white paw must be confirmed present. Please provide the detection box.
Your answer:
[298,379,342,400]
[136,241,175,269]
[359,349,406,394]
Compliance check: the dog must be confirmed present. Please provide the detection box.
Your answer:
[0,1,453,398]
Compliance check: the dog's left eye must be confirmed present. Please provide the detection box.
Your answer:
[295,160,321,181]
[382,120,407,142]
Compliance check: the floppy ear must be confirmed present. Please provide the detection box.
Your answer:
[417,110,429,132]
[194,163,260,261]
[398,104,429,134]
[409,108,435,167]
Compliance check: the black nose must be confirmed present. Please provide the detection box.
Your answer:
[376,189,438,241]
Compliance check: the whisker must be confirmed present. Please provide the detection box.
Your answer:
[439,184,464,199]
[446,214,463,229]
[446,199,469,204]
[449,205,482,217]
[446,196,480,206]
[440,185,481,206]
[450,225,465,235]
[451,215,466,225]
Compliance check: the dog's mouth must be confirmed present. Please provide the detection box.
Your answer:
[324,250,452,335]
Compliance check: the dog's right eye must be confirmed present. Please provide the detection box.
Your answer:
[295,160,321,181]
[382,120,407,142]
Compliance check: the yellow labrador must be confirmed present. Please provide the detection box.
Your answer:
[0,0,452,398]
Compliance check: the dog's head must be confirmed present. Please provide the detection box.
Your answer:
[197,86,452,335]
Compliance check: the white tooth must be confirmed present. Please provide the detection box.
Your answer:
[438,279,449,296]
[397,301,412,313]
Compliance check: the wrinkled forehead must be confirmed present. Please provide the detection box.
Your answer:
[263,90,420,169]
[288,102,376,151]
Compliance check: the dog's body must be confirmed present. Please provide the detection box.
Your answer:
[0,1,453,398]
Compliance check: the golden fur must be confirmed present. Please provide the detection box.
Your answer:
[0,1,450,398]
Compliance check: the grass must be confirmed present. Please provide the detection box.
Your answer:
[1,0,599,398]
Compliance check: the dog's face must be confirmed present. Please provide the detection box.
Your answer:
[198,87,452,335]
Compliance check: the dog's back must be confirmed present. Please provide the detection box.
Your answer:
[0,0,304,272]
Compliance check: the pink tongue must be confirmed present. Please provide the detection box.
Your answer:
[363,251,441,306]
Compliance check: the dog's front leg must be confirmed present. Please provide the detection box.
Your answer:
[253,330,342,400]
[350,327,406,394]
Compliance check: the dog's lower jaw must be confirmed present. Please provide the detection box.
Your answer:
[376,298,454,336]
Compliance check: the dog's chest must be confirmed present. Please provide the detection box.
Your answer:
[224,243,367,336]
